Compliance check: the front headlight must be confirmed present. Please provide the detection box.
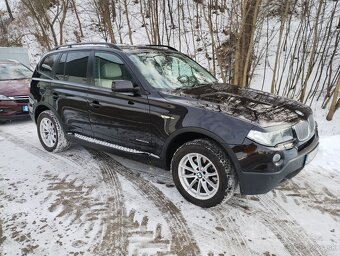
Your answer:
[0,95,10,100]
[247,127,294,147]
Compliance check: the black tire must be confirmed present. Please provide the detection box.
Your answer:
[171,139,237,208]
[37,110,71,152]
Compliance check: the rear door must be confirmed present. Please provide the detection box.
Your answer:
[51,50,93,136]
[87,51,152,152]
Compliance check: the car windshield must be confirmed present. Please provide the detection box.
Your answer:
[0,63,32,81]
[128,51,217,90]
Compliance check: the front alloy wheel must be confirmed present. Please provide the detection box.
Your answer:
[171,139,237,208]
[178,153,220,200]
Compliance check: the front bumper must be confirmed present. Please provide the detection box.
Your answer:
[0,100,30,121]
[235,130,319,195]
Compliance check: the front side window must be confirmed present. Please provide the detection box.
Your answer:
[64,51,90,85]
[128,51,217,90]
[0,62,32,81]
[94,52,133,88]
[39,53,59,78]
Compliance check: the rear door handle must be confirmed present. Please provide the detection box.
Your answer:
[52,92,58,100]
[89,100,101,108]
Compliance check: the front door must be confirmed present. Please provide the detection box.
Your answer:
[88,51,151,152]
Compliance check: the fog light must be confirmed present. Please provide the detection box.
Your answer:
[273,153,281,163]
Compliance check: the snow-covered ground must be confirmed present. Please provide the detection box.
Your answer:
[0,120,339,256]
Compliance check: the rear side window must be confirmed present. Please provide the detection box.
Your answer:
[39,53,59,78]
[64,51,89,85]
[55,53,67,80]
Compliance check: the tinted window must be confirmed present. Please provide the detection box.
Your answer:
[65,51,89,84]
[55,53,67,80]
[94,52,133,88]
[40,53,59,78]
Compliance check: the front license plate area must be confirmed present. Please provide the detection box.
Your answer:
[22,105,28,113]
[305,145,318,165]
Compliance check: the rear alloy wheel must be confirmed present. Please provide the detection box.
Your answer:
[37,110,70,152]
[171,139,237,208]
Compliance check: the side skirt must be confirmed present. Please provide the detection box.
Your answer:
[68,133,160,159]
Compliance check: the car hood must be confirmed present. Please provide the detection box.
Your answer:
[0,79,30,97]
[161,83,312,128]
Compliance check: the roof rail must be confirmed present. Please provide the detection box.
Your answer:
[143,44,178,51]
[53,42,121,51]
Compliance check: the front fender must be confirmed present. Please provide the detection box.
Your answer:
[160,127,242,177]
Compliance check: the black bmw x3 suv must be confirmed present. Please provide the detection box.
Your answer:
[29,43,319,207]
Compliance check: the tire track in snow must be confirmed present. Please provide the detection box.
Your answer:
[1,129,331,255]
[65,151,128,255]
[0,132,104,254]
[208,198,254,256]
[87,149,200,255]
[293,174,340,218]
[256,194,325,256]
[1,131,80,170]
[63,151,174,255]
[3,132,185,254]
[2,132,128,254]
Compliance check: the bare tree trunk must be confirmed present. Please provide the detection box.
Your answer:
[5,0,14,20]
[233,0,262,87]
[326,73,340,121]
[71,0,84,38]
[123,0,133,44]
[93,0,117,43]
[21,0,52,49]
[177,0,181,50]
[155,1,161,44]
[162,0,169,44]
[35,0,59,47]
[232,1,242,86]
[299,0,323,103]
[242,0,261,86]
[204,1,216,76]
[168,0,175,29]
[270,0,290,94]
[149,0,160,44]
[59,0,70,45]
[140,0,151,43]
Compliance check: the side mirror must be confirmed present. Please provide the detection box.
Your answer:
[111,80,139,94]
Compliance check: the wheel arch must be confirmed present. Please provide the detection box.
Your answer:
[34,104,51,123]
[161,128,241,176]
[34,104,66,130]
